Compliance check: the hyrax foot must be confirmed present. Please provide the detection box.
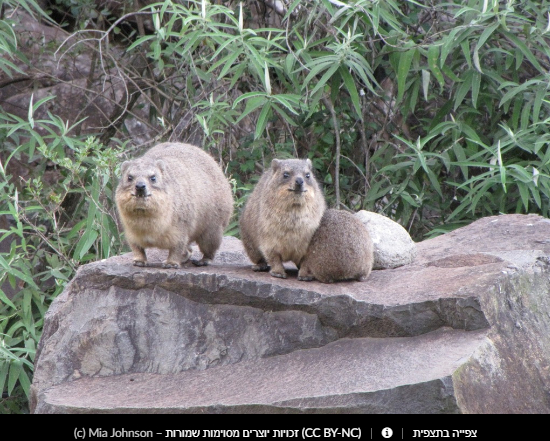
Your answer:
[133,260,147,267]
[297,275,314,281]
[252,263,270,272]
[270,270,287,279]
[191,258,211,267]
[162,261,180,269]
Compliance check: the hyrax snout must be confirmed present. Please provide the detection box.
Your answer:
[115,142,234,268]
[239,158,326,278]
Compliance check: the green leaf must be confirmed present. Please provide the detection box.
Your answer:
[473,22,499,72]
[441,64,462,83]
[0,361,8,396]
[427,45,445,92]
[50,268,70,281]
[460,40,472,69]
[471,71,481,109]
[233,91,268,108]
[127,35,155,52]
[397,47,415,103]
[440,28,460,67]
[0,255,39,291]
[7,359,22,396]
[303,56,338,83]
[517,182,529,212]
[508,164,534,183]
[421,69,430,101]
[454,70,473,111]
[18,366,31,399]
[235,95,267,123]
[503,31,544,74]
[271,103,298,127]
[255,102,272,139]
[271,94,302,115]
[470,181,495,214]
[400,191,420,207]
[309,62,340,97]
[229,62,248,89]
[520,99,532,130]
[532,84,546,125]
[530,183,542,209]
[499,79,540,107]
[74,229,99,261]
[497,141,506,193]
[0,288,16,309]
[339,65,362,119]
[213,50,241,79]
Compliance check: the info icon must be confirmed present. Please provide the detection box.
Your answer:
[382,428,393,439]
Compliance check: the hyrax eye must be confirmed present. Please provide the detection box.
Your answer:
[283,172,290,179]
[127,175,134,182]
[150,175,157,183]
[305,173,311,179]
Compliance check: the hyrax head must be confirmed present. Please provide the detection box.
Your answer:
[118,157,166,202]
[270,158,318,197]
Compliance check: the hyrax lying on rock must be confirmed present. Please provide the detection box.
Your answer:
[298,209,374,283]
[240,158,326,278]
[115,142,233,268]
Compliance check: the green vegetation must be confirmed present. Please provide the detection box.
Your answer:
[2,0,550,413]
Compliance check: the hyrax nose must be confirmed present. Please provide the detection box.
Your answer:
[135,182,147,193]
[295,177,304,187]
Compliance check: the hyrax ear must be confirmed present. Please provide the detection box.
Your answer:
[155,159,166,174]
[306,158,313,169]
[271,159,282,171]
[120,160,131,176]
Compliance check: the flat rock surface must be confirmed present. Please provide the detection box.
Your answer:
[91,214,550,308]
[34,327,487,414]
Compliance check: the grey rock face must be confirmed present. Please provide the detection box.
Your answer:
[355,210,417,269]
[0,10,154,146]
[31,215,550,413]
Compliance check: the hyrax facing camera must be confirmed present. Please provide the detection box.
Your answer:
[115,142,233,268]
[298,209,374,283]
[239,158,326,278]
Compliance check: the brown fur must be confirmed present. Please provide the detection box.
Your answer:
[115,142,233,268]
[298,209,374,283]
[239,158,326,278]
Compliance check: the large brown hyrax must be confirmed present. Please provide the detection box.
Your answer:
[298,209,374,283]
[239,158,326,278]
[115,142,233,268]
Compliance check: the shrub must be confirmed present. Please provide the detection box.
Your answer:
[0,106,124,413]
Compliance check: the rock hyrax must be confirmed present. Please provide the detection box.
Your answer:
[239,158,326,278]
[298,209,374,283]
[115,142,234,268]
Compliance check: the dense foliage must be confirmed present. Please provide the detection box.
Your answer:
[1,0,550,413]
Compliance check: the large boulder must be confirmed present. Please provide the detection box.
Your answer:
[30,214,550,413]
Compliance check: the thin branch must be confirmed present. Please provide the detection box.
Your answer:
[322,96,341,209]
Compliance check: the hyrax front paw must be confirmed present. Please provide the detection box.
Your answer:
[252,263,270,272]
[162,261,180,269]
[270,271,287,279]
[133,260,147,267]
